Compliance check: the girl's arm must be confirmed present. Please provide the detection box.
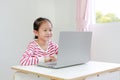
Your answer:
[20,43,39,66]
[20,51,39,66]
[47,43,58,62]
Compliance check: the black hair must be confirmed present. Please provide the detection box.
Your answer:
[33,17,52,39]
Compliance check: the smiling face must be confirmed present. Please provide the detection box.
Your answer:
[34,21,53,42]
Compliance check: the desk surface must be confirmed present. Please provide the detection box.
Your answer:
[11,61,120,80]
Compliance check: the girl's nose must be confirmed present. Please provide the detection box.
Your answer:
[47,31,52,34]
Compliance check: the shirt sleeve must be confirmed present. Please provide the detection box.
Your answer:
[20,42,39,66]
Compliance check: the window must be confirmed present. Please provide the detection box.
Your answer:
[95,0,120,23]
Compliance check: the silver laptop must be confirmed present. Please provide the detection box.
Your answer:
[37,31,92,68]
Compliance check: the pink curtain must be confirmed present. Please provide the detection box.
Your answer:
[76,0,92,31]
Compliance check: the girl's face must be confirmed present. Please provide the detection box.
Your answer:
[34,21,53,42]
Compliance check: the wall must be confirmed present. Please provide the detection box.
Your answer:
[53,0,76,42]
[91,23,120,63]
[36,0,55,25]
[0,0,36,80]
[54,0,76,27]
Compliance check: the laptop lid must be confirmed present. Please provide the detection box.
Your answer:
[38,31,92,68]
[54,31,92,68]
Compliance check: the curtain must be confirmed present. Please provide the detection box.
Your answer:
[76,0,93,31]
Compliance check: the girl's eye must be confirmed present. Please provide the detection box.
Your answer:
[50,29,52,31]
[44,30,47,31]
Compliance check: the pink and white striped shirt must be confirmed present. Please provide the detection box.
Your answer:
[20,40,58,66]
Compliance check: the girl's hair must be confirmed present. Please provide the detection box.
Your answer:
[33,17,52,39]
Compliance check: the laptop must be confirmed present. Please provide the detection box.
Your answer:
[37,31,92,69]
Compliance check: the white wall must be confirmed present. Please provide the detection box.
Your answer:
[91,23,120,63]
[54,0,76,27]
[36,0,55,25]
[53,0,76,42]
[0,0,36,80]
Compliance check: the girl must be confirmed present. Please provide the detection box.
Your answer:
[20,17,58,66]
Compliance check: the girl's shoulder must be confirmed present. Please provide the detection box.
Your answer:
[27,40,37,47]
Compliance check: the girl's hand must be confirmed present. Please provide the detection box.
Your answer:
[44,56,57,62]
[49,56,57,62]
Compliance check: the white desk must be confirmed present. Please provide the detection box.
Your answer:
[11,61,120,80]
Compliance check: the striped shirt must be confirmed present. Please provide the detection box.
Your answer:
[20,40,58,66]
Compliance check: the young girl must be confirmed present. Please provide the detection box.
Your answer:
[20,17,58,66]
